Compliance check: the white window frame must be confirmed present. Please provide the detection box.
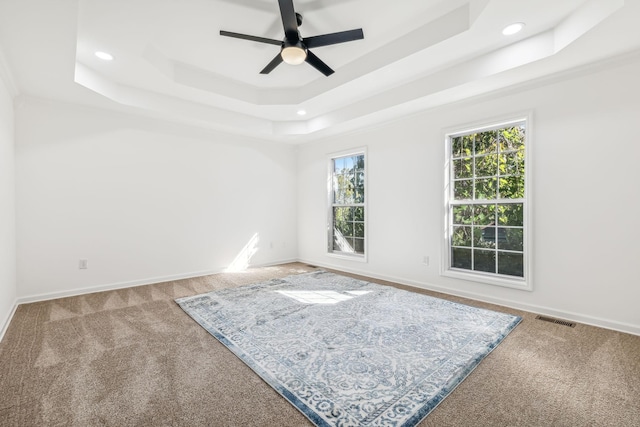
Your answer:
[442,114,532,291]
[327,147,368,262]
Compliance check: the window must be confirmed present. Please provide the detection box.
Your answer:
[444,119,529,289]
[328,150,366,259]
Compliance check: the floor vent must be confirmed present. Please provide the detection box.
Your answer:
[535,315,576,328]
[306,264,318,268]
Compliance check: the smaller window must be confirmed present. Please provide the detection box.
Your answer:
[328,150,366,259]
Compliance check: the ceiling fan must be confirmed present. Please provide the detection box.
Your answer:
[220,0,364,76]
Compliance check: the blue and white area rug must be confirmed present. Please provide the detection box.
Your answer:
[176,270,521,426]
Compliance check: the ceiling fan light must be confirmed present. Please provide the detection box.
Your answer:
[281,46,307,65]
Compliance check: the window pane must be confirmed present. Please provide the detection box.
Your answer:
[354,207,364,221]
[498,228,523,251]
[498,252,524,277]
[452,248,472,270]
[344,175,353,202]
[474,226,497,249]
[454,158,473,179]
[499,127,525,151]
[473,204,496,225]
[499,150,524,176]
[354,191,364,204]
[452,226,472,247]
[452,136,464,157]
[454,180,473,200]
[475,178,497,200]
[334,206,353,222]
[497,204,523,226]
[462,135,474,156]
[334,157,344,172]
[474,130,498,155]
[356,169,365,200]
[334,211,346,229]
[340,221,354,237]
[346,237,355,250]
[333,236,354,252]
[343,156,354,173]
[354,238,365,254]
[334,174,346,203]
[453,135,474,158]
[354,222,365,238]
[498,174,524,199]
[452,205,473,225]
[332,176,341,203]
[474,250,496,273]
[475,154,498,177]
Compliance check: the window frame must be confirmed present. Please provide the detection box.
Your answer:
[442,115,532,291]
[327,147,368,262]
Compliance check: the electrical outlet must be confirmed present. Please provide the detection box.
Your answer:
[423,256,430,266]
[79,259,88,269]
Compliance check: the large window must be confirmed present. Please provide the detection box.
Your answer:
[444,119,529,289]
[328,150,366,258]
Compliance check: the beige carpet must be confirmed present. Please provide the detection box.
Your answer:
[1,263,638,426]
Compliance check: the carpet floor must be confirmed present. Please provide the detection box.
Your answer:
[1,263,639,426]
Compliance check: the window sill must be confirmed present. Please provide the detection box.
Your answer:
[327,252,368,263]
[442,268,532,291]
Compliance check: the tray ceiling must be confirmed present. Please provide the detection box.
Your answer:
[1,0,638,141]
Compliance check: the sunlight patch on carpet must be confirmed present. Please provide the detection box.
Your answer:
[176,271,521,426]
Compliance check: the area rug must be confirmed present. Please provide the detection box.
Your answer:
[175,270,521,426]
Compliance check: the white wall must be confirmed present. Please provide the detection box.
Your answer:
[298,56,640,335]
[0,66,16,337]
[15,98,298,299]
[8,55,640,335]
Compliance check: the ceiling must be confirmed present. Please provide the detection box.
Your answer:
[0,0,638,142]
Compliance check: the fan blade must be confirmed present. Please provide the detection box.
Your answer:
[220,30,282,46]
[278,0,299,41]
[304,28,364,48]
[260,53,284,74]
[305,50,334,76]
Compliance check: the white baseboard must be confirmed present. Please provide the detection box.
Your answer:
[299,258,640,337]
[16,267,226,305]
[0,300,18,343]
[15,258,299,305]
[12,257,636,338]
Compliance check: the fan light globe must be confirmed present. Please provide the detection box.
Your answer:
[281,46,307,65]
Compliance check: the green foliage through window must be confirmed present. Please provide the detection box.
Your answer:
[448,123,526,279]
[330,154,365,256]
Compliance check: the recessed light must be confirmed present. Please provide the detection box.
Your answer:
[95,51,114,61]
[297,110,307,116]
[502,22,525,36]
